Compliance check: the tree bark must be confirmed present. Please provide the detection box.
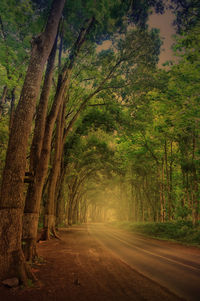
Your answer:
[0,0,65,283]
[23,17,95,257]
[9,87,16,129]
[192,133,199,226]
[42,105,63,240]
[22,34,58,260]
[30,35,58,174]
[0,85,8,117]
[164,139,172,220]
[55,166,66,228]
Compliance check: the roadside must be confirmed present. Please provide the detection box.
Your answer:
[0,225,183,301]
[108,221,200,246]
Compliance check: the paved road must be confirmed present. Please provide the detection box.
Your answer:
[88,223,200,301]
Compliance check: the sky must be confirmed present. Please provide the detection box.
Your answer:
[149,9,176,66]
[97,9,176,68]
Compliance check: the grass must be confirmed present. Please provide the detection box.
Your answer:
[108,220,200,246]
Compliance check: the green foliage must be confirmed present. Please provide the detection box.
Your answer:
[0,0,44,97]
[1,1,199,233]
[109,221,200,245]
[171,0,200,32]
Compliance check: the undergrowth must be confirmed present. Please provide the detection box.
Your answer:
[108,221,200,246]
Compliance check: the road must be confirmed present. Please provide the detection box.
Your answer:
[88,223,200,301]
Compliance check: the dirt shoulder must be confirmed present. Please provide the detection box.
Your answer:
[0,225,184,301]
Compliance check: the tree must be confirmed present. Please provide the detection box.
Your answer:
[0,0,65,284]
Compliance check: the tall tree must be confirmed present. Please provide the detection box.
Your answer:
[0,0,65,284]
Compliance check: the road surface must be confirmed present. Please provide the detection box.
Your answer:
[88,223,200,301]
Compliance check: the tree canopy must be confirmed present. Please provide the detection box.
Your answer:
[0,0,199,284]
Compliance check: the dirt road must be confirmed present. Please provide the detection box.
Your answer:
[88,223,200,301]
[1,224,197,301]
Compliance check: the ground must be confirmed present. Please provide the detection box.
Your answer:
[0,225,183,301]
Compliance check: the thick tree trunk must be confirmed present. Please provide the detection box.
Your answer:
[23,17,94,257]
[30,35,58,173]
[22,78,67,255]
[22,36,58,261]
[0,0,65,283]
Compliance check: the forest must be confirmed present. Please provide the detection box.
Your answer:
[0,0,199,285]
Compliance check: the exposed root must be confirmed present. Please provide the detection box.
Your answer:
[14,250,37,286]
[38,226,61,241]
[25,262,37,283]
[52,227,61,240]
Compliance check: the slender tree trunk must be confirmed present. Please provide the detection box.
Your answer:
[0,0,65,283]
[82,199,88,223]
[68,199,73,226]
[192,134,199,225]
[0,85,8,117]
[55,165,66,228]
[158,165,163,222]
[9,87,16,129]
[164,139,171,220]
[169,141,173,219]
[42,106,63,240]
[72,198,79,224]
[42,92,67,239]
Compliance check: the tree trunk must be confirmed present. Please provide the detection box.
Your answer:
[42,106,63,240]
[164,139,171,220]
[9,87,16,129]
[30,35,58,174]
[23,17,94,258]
[0,85,8,117]
[158,165,163,222]
[22,37,58,260]
[192,134,199,226]
[0,0,65,283]
[55,165,66,228]
[82,200,88,223]
[159,159,165,222]
[68,199,73,226]
[169,141,173,218]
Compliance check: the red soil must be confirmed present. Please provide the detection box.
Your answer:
[0,226,183,301]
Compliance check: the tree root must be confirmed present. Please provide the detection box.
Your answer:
[38,226,61,241]
[15,250,37,286]
[52,227,61,240]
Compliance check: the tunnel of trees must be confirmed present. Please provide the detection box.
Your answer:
[0,0,199,284]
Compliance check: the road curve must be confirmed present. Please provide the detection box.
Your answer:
[87,223,200,301]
